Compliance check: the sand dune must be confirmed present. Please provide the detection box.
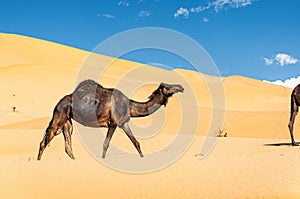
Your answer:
[1,32,300,198]
[1,130,300,199]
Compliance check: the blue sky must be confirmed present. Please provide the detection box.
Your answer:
[1,0,300,85]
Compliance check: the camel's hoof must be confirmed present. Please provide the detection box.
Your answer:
[292,142,299,146]
[140,154,144,158]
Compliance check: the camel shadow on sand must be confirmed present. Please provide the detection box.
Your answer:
[264,142,300,147]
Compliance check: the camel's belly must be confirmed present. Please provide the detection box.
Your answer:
[74,117,109,128]
[72,109,110,128]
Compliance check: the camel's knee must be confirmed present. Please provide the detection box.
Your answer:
[288,123,292,131]
[39,140,45,149]
[45,126,58,144]
[128,136,140,148]
[102,142,110,159]
[38,130,56,161]
[103,142,109,151]
[55,128,63,136]
[103,142,108,149]
[134,141,140,149]
[68,121,73,134]
[63,121,72,132]
[37,140,46,160]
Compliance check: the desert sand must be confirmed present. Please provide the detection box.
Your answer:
[1,33,300,198]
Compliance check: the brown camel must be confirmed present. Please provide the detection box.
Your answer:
[37,79,184,160]
[288,84,300,146]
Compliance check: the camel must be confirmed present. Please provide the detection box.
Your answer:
[37,79,184,160]
[288,84,300,146]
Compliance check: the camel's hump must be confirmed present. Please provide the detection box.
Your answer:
[75,79,103,90]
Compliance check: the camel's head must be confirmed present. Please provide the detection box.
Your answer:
[160,83,184,96]
[150,83,184,106]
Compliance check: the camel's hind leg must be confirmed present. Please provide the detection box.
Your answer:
[37,120,66,160]
[288,95,299,146]
[62,119,75,159]
[37,96,72,160]
[37,129,54,160]
[120,123,144,158]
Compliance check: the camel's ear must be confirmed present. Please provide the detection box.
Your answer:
[159,82,168,89]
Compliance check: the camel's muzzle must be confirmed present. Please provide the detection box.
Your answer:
[171,84,184,93]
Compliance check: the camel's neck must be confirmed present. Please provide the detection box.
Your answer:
[129,92,167,117]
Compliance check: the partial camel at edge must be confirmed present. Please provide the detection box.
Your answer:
[288,84,300,146]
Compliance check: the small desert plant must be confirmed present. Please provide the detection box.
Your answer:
[12,94,17,112]
[215,128,228,137]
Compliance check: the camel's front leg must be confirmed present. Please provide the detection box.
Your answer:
[120,123,144,158]
[62,120,75,159]
[102,122,117,159]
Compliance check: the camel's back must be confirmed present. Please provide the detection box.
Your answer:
[74,79,104,96]
[73,79,128,100]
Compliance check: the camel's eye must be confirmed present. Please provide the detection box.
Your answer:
[162,86,172,96]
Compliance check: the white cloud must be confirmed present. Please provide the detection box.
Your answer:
[263,76,300,88]
[97,14,115,19]
[203,17,209,23]
[175,0,255,19]
[118,1,130,7]
[174,7,189,19]
[213,0,255,12]
[263,53,298,66]
[139,10,150,17]
[275,53,298,66]
[263,57,273,65]
[190,6,206,13]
